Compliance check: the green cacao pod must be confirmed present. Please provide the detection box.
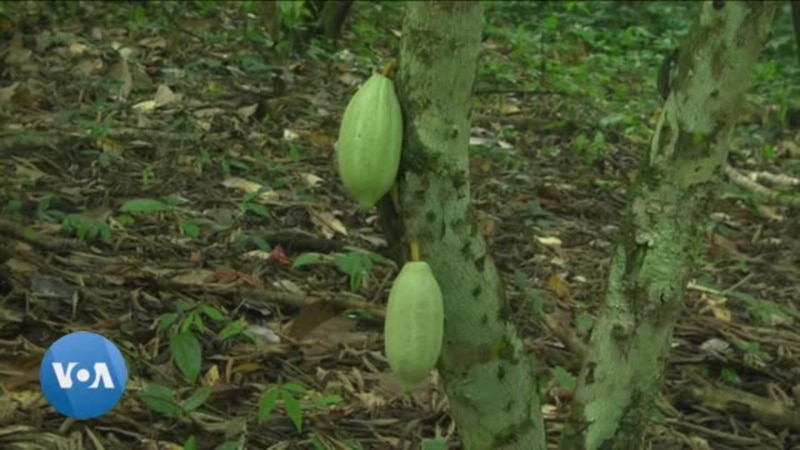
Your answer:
[384,261,444,390]
[337,73,402,209]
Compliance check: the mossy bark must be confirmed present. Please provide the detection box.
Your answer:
[560,3,778,450]
[384,2,547,449]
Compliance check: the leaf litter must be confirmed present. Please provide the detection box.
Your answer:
[0,2,799,449]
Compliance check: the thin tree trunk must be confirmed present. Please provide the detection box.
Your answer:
[384,2,547,449]
[318,1,353,39]
[560,3,778,450]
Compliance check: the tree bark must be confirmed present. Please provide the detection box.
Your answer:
[560,3,778,450]
[385,2,547,449]
[318,1,353,39]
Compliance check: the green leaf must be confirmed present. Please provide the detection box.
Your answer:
[245,203,272,219]
[181,220,201,238]
[183,387,212,412]
[249,234,271,252]
[282,389,303,432]
[116,214,135,227]
[170,331,203,383]
[348,271,363,292]
[576,313,595,333]
[181,312,201,333]
[721,367,741,385]
[422,439,447,450]
[309,434,325,450]
[200,305,226,321]
[292,252,322,269]
[313,394,342,408]
[258,387,281,421]
[119,198,171,214]
[551,366,577,391]
[219,319,248,341]
[159,312,180,331]
[176,299,194,312]
[183,436,197,450]
[139,384,181,417]
[281,382,307,395]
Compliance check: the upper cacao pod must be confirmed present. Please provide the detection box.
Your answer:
[337,73,403,209]
[384,261,444,390]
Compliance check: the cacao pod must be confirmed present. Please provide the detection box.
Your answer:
[384,261,444,390]
[337,73,402,209]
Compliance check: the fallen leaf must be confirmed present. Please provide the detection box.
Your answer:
[154,84,182,106]
[202,364,220,387]
[546,273,571,300]
[0,82,18,105]
[273,279,304,295]
[309,209,347,238]
[537,236,563,247]
[499,103,521,115]
[108,57,132,101]
[5,32,31,65]
[266,246,291,267]
[170,269,215,285]
[477,211,498,237]
[300,173,324,188]
[286,300,343,339]
[237,103,258,119]
[221,177,281,203]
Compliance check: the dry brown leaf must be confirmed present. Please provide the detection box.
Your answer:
[6,32,31,65]
[337,72,362,86]
[756,204,784,221]
[300,173,324,189]
[97,137,123,156]
[286,300,343,340]
[701,295,732,322]
[13,158,46,182]
[477,211,498,237]
[237,103,259,119]
[76,57,104,76]
[301,316,365,357]
[499,103,521,115]
[154,84,182,107]
[309,208,347,238]
[108,57,132,101]
[546,273,571,300]
[170,269,215,285]
[221,177,281,203]
[709,231,739,254]
[0,82,18,105]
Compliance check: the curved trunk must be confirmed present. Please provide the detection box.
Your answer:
[560,3,778,449]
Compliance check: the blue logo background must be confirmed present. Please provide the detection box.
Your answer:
[39,331,128,420]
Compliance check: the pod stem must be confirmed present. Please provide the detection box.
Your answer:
[409,240,420,262]
[381,60,398,79]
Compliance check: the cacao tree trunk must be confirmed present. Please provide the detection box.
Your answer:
[560,3,778,450]
[318,0,353,39]
[383,2,547,449]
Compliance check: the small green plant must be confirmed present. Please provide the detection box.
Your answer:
[138,382,212,418]
[158,300,255,383]
[258,382,343,433]
[239,190,273,220]
[293,247,394,292]
[60,214,112,243]
[141,166,156,187]
[3,198,23,220]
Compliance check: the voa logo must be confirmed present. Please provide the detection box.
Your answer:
[40,331,128,420]
[51,362,115,389]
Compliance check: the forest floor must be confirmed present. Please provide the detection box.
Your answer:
[0,2,799,450]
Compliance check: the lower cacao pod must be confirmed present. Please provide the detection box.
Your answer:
[384,261,444,390]
[336,73,402,209]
